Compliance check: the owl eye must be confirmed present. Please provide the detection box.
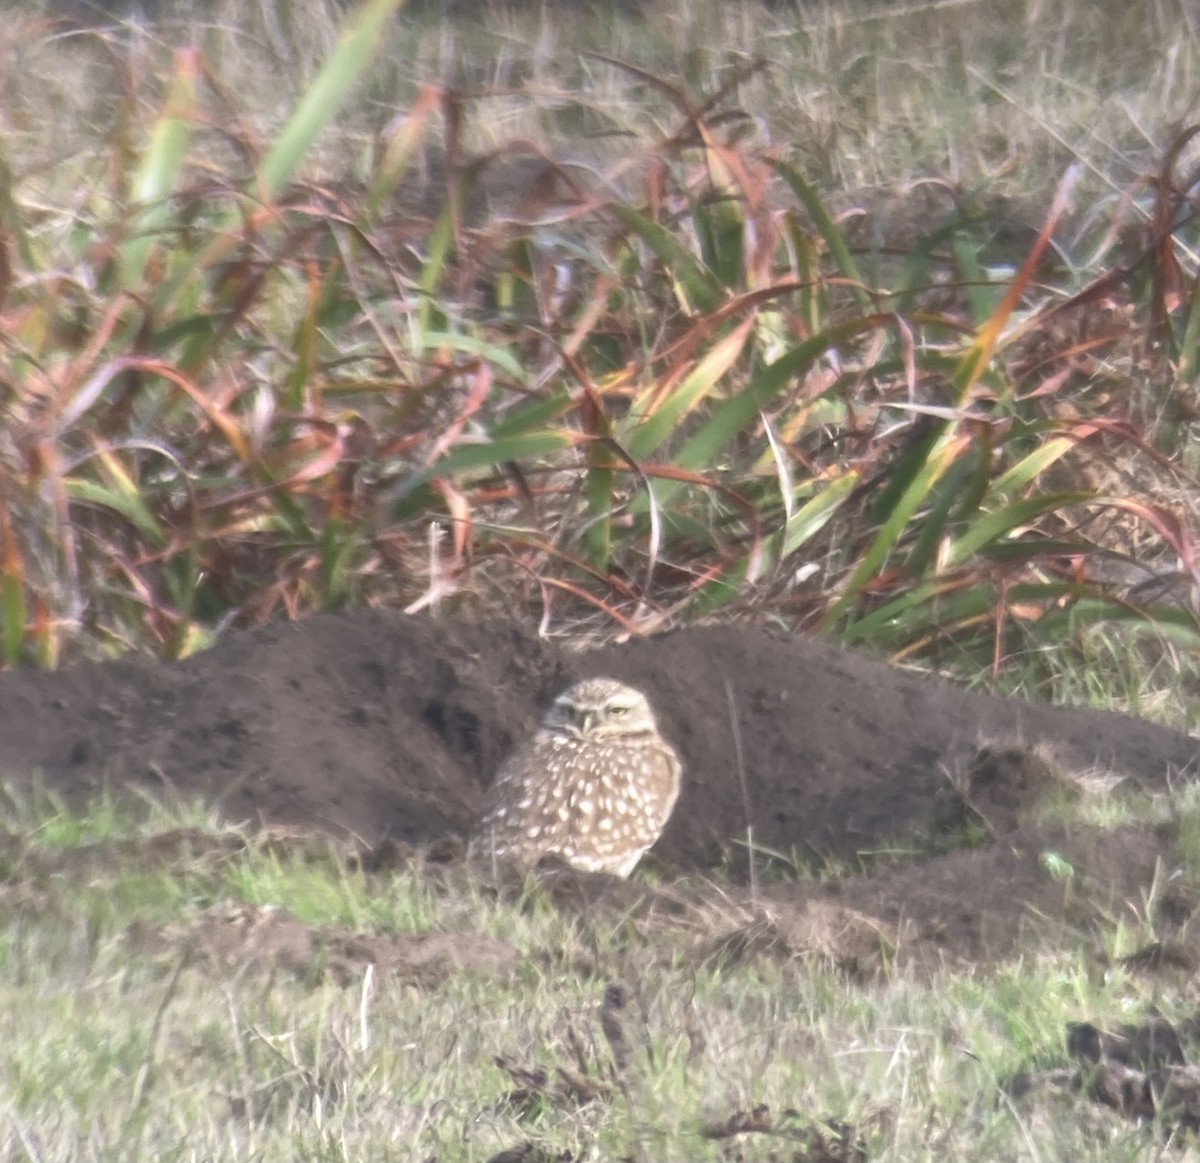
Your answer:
[609,704,629,716]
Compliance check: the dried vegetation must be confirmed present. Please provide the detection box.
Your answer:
[4,4,1200,1156]
[0,0,1197,678]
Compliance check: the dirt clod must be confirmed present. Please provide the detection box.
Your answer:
[934,744,1077,837]
[700,1105,868,1163]
[1014,1014,1200,1137]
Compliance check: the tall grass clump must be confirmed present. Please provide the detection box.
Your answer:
[0,0,1196,683]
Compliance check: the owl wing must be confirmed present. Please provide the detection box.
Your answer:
[468,736,572,860]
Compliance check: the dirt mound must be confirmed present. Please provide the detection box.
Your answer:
[801,821,1178,967]
[0,609,1197,965]
[1,610,1194,860]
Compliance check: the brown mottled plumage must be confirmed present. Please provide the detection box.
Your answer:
[468,678,682,877]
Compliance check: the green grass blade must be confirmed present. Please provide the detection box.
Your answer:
[623,318,752,460]
[823,431,968,629]
[418,331,528,381]
[694,192,746,289]
[580,398,619,569]
[945,492,1094,568]
[903,456,974,577]
[0,495,26,667]
[417,203,456,336]
[120,49,199,287]
[989,434,1082,498]
[769,158,872,311]
[394,430,585,500]
[583,459,615,568]
[65,477,166,548]
[1176,289,1200,383]
[365,85,440,223]
[868,421,948,525]
[258,0,406,201]
[608,202,724,314]
[838,578,979,646]
[891,217,969,312]
[675,319,877,473]
[772,469,860,562]
[1034,595,1200,647]
[952,234,1000,324]
[489,391,575,441]
[1,568,25,667]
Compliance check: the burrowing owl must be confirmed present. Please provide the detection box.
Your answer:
[468,678,682,877]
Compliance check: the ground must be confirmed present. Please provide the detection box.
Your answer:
[2,609,1198,971]
[10,612,1200,1156]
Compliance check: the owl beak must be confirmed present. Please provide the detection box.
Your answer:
[579,710,596,734]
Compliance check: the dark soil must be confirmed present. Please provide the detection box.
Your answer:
[1010,1012,1200,1138]
[2,609,1198,966]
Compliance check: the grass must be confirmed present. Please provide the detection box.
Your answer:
[1,788,1199,1160]
[0,0,1196,702]
[2,2,1200,1158]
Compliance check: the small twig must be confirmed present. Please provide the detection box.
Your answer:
[358,962,375,1053]
[123,948,189,1138]
[226,988,257,1127]
[724,678,757,902]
